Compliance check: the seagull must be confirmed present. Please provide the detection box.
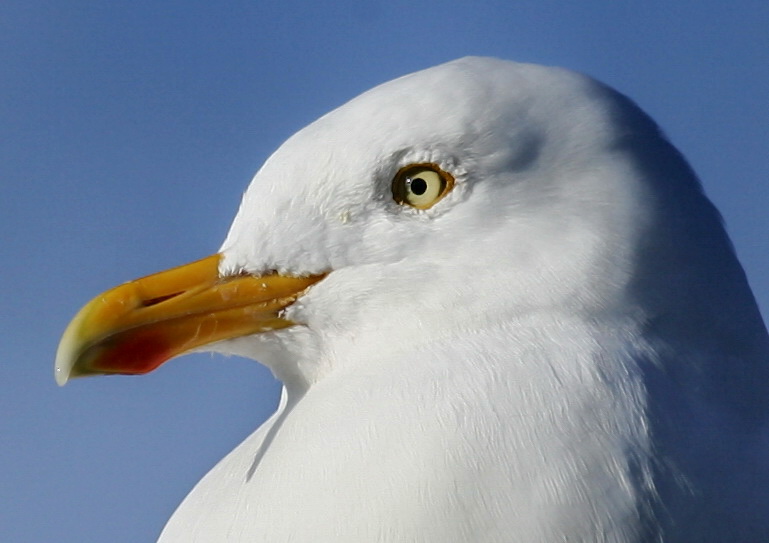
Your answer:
[56,57,769,542]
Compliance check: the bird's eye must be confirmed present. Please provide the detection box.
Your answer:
[392,163,455,209]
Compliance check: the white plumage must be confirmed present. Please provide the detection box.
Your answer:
[89,57,769,541]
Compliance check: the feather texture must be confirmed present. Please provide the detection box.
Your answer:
[158,57,769,542]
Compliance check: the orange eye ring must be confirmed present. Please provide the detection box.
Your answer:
[392,163,455,209]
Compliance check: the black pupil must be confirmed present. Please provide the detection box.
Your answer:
[410,177,428,195]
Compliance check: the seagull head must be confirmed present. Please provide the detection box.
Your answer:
[55,57,752,394]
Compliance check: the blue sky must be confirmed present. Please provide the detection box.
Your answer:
[2,1,768,540]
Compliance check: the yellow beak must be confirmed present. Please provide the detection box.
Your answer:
[55,254,325,386]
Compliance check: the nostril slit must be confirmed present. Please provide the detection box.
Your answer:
[142,292,183,307]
